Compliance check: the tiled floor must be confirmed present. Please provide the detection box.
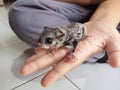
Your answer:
[0,4,120,90]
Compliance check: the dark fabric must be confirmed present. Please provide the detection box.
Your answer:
[96,52,108,63]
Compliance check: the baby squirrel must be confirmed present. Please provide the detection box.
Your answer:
[38,22,87,62]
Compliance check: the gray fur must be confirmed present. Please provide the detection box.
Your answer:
[38,22,87,52]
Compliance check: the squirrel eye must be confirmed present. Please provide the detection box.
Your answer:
[45,37,53,44]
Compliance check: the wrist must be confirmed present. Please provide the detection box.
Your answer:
[90,13,118,27]
[90,0,120,27]
[84,21,117,33]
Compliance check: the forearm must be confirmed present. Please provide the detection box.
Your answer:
[90,0,120,27]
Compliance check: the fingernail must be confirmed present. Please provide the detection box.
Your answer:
[41,80,52,87]
[41,77,53,87]
[20,65,31,75]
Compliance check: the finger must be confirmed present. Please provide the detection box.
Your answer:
[41,61,73,87]
[106,32,120,67]
[25,48,48,64]
[21,47,69,75]
[41,40,100,87]
[34,47,43,54]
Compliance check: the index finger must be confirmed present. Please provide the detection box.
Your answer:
[21,47,70,75]
[25,48,48,64]
[41,40,97,87]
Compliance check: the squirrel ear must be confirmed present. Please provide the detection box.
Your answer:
[67,22,75,28]
[44,26,50,30]
[54,28,61,36]
[67,22,81,28]
[55,27,68,39]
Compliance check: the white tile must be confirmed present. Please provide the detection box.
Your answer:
[0,0,4,5]
[0,6,8,23]
[0,43,51,90]
[12,75,79,90]
[0,4,13,32]
[0,21,23,49]
[0,5,22,49]
[66,63,120,90]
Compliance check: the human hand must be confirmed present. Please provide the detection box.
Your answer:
[20,21,120,87]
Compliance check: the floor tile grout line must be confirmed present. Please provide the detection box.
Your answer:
[1,17,13,29]
[10,73,81,90]
[10,72,46,90]
[64,75,82,90]
[2,20,10,29]
[0,14,9,26]
[50,66,81,90]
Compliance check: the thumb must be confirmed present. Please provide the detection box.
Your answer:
[106,30,120,67]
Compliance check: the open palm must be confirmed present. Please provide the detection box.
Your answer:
[21,21,120,87]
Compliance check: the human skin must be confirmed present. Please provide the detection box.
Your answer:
[20,0,120,87]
